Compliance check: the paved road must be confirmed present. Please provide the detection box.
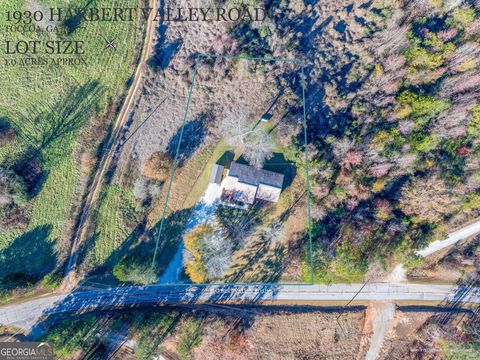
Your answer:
[1,283,479,330]
[417,219,480,257]
[2,218,480,330]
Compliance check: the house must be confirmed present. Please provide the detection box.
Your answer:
[218,162,284,206]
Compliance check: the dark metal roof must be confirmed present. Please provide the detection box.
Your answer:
[228,162,284,188]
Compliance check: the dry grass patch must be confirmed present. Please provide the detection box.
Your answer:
[190,311,367,360]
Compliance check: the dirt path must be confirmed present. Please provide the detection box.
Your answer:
[62,0,158,290]
[364,302,395,360]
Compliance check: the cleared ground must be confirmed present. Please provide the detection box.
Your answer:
[82,51,310,285]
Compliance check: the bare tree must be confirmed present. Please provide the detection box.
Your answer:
[133,178,149,201]
[446,42,480,72]
[341,151,363,170]
[474,0,480,11]
[374,23,410,56]
[369,163,394,178]
[0,168,11,206]
[399,175,460,223]
[261,221,284,244]
[202,228,233,280]
[221,109,276,168]
[440,72,480,98]
[433,104,470,139]
[332,137,355,160]
[220,109,255,148]
[243,130,276,169]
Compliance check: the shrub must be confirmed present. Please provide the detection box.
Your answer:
[397,90,450,122]
[184,260,207,283]
[183,224,212,283]
[41,269,63,289]
[176,318,203,360]
[409,132,439,153]
[372,177,389,192]
[399,175,458,223]
[371,130,391,150]
[184,225,212,257]
[440,339,480,359]
[463,193,480,210]
[468,104,480,136]
[333,243,368,282]
[0,120,17,146]
[142,151,173,182]
[447,8,476,29]
[304,244,336,283]
[404,44,445,70]
[113,253,152,285]
[258,24,271,38]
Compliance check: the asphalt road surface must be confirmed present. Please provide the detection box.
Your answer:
[1,283,479,330]
[417,219,480,257]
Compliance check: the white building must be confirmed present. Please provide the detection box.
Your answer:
[211,162,284,207]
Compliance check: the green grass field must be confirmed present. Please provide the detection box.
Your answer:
[0,0,141,289]
[86,183,139,267]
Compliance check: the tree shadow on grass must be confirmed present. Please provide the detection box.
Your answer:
[78,221,147,282]
[0,118,18,147]
[11,81,103,154]
[0,225,56,294]
[255,244,286,283]
[262,153,297,190]
[216,150,234,168]
[6,82,103,197]
[167,113,210,167]
[216,203,266,248]
[150,208,193,279]
[13,151,47,198]
[62,0,95,34]
[105,209,192,285]
[224,224,288,284]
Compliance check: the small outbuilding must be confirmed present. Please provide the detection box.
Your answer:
[260,113,272,122]
[209,164,224,184]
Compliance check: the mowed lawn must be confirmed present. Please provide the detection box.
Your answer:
[0,0,140,284]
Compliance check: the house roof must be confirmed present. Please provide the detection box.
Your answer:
[228,162,284,189]
[222,175,257,204]
[256,183,282,202]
